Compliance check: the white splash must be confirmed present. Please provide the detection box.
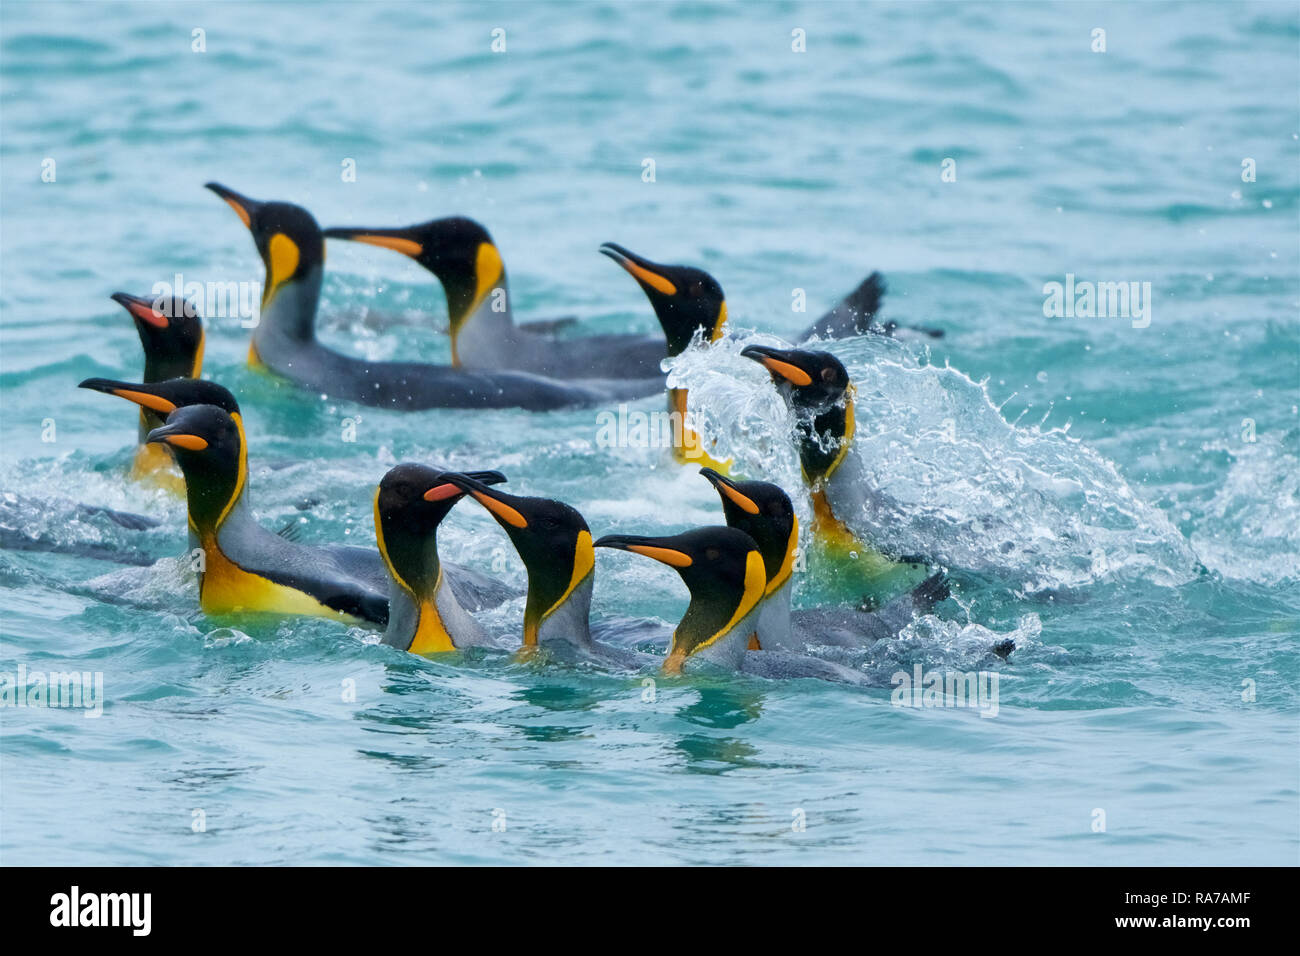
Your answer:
[668,329,1200,592]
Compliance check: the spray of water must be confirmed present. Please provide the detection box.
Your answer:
[669,328,1201,593]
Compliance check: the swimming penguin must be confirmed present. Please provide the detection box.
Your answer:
[698,468,959,653]
[600,244,901,350]
[320,219,665,386]
[596,246,913,468]
[82,379,513,621]
[206,183,654,411]
[108,292,205,483]
[437,473,652,668]
[739,344,865,548]
[374,464,508,654]
[144,403,390,622]
[595,526,872,683]
[737,343,940,605]
[598,243,731,466]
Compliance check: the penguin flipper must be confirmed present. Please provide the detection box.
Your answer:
[274,519,307,543]
[0,529,155,566]
[798,272,887,341]
[78,504,161,531]
[517,315,578,335]
[741,650,871,685]
[910,572,951,612]
[442,562,521,611]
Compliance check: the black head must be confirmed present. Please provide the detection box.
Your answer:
[595,525,766,672]
[740,344,850,410]
[374,464,507,599]
[322,218,501,339]
[206,182,325,299]
[79,376,240,418]
[741,344,855,483]
[699,468,797,588]
[441,473,593,646]
[599,243,727,356]
[145,404,245,533]
[111,292,204,383]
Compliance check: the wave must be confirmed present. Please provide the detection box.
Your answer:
[669,329,1201,592]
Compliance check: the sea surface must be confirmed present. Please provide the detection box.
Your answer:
[1,1,1297,865]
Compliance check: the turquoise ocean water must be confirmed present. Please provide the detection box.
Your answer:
[1,1,1297,865]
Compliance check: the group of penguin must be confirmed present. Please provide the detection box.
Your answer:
[79,182,1010,684]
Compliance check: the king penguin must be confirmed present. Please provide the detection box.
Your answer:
[596,245,916,469]
[79,379,515,620]
[739,344,867,549]
[595,526,878,683]
[698,468,970,654]
[108,291,205,485]
[374,464,508,654]
[598,243,731,467]
[206,183,656,411]
[321,217,666,387]
[438,473,652,668]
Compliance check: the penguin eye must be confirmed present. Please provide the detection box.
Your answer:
[705,547,720,561]
[689,281,704,297]
[820,366,837,383]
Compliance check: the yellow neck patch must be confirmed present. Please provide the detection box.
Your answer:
[408,579,456,655]
[668,388,731,470]
[263,233,300,305]
[190,329,206,378]
[766,515,799,596]
[823,389,856,482]
[524,532,594,647]
[542,531,594,625]
[210,414,248,532]
[670,549,766,664]
[450,242,505,366]
[711,301,727,340]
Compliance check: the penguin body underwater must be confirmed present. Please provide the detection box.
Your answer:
[439,473,653,668]
[78,378,514,621]
[595,526,874,683]
[207,183,656,411]
[108,291,205,485]
[374,464,508,654]
[698,469,971,654]
[322,219,670,388]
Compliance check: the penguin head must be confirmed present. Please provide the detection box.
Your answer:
[741,345,855,483]
[145,404,245,532]
[595,526,766,674]
[699,468,798,592]
[206,183,325,309]
[322,218,503,354]
[741,344,850,409]
[441,474,594,646]
[111,292,204,382]
[599,243,727,356]
[79,376,243,440]
[374,464,506,600]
